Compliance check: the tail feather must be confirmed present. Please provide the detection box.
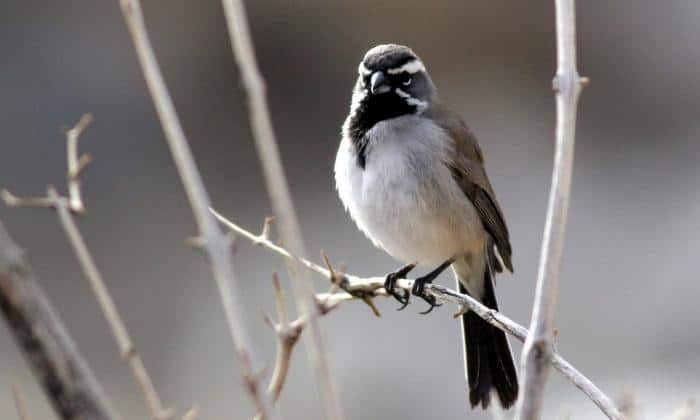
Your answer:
[459,270,518,409]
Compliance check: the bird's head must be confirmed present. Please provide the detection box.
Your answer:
[352,44,437,118]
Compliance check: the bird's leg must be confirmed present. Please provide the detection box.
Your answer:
[412,258,455,315]
[384,262,416,310]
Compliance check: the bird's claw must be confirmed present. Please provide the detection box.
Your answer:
[384,263,416,310]
[412,276,442,315]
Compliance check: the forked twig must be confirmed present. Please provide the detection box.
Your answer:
[219,0,344,418]
[2,115,174,420]
[254,273,348,420]
[265,274,304,403]
[212,208,622,420]
[65,113,93,213]
[117,1,279,417]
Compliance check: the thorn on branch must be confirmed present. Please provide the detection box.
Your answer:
[452,303,469,319]
[182,405,200,420]
[321,250,345,290]
[3,115,176,419]
[65,113,94,137]
[65,114,93,215]
[185,236,205,248]
[314,295,341,315]
[69,153,93,180]
[258,216,275,243]
[361,297,381,317]
[321,251,380,317]
[213,210,622,420]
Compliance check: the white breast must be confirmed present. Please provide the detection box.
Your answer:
[334,115,486,266]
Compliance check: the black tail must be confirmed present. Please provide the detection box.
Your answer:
[459,270,519,409]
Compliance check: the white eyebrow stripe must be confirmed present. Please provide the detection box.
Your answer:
[387,59,425,74]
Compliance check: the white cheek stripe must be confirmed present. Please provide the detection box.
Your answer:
[387,59,425,74]
[395,88,428,112]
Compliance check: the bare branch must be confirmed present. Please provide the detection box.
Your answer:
[3,118,174,419]
[219,1,344,418]
[254,276,347,420]
[514,0,590,419]
[65,113,93,214]
[0,190,55,209]
[117,1,278,418]
[266,274,304,403]
[0,219,121,420]
[12,384,32,420]
[213,210,622,420]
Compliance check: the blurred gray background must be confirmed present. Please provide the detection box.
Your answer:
[1,1,699,419]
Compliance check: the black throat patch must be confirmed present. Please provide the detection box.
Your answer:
[346,92,416,169]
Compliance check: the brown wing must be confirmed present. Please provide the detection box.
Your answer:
[428,107,514,272]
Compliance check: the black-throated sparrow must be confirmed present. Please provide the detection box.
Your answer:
[334,44,518,409]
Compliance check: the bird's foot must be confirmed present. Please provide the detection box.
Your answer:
[384,263,416,310]
[411,276,442,315]
[411,259,454,315]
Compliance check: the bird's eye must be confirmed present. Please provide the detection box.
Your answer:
[402,76,412,86]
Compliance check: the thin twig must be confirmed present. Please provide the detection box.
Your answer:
[52,190,174,420]
[181,405,200,420]
[265,274,304,403]
[254,272,358,420]
[117,1,279,418]
[219,1,344,419]
[12,384,32,420]
[2,116,173,420]
[212,210,622,420]
[514,0,590,419]
[0,219,121,420]
[65,113,93,213]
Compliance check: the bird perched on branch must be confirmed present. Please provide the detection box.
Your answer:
[334,44,518,409]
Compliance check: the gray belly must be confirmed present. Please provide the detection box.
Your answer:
[359,160,484,265]
[350,125,486,265]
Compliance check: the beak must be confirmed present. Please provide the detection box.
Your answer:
[370,71,390,95]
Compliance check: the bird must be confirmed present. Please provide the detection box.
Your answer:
[334,44,519,409]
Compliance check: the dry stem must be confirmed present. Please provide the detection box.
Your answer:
[117,0,280,417]
[219,1,344,418]
[0,219,121,420]
[211,209,622,420]
[2,116,173,420]
[514,0,591,419]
